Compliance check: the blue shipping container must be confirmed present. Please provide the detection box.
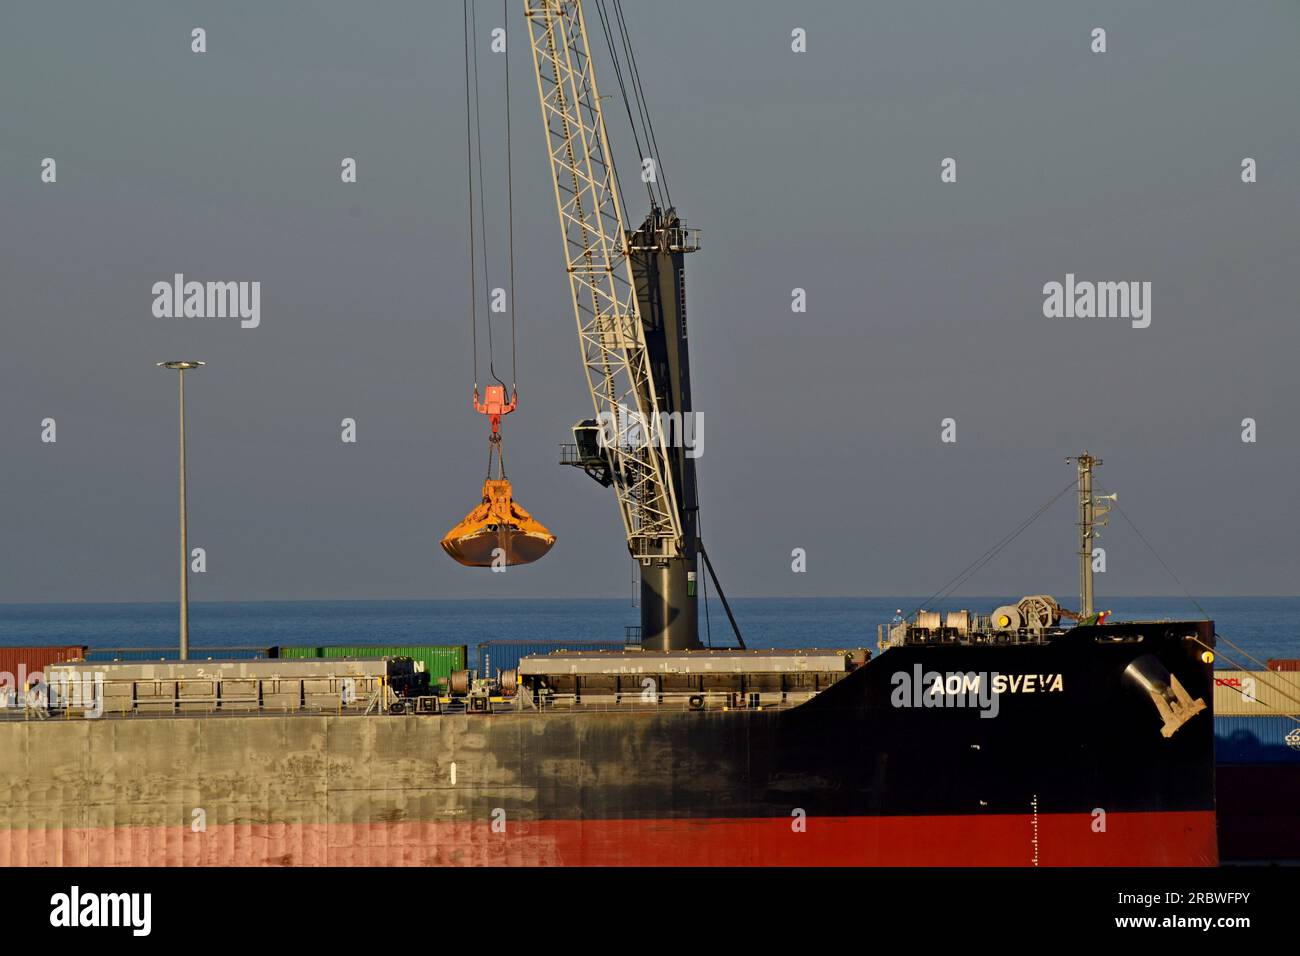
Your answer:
[1215,715,1300,764]
[477,640,624,676]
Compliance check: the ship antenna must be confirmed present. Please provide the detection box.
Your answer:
[1066,452,1114,619]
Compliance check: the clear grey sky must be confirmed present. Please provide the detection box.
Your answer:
[1,1,1297,603]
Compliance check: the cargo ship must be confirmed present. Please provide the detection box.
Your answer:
[0,612,1216,866]
[0,590,1248,868]
[0,450,1219,867]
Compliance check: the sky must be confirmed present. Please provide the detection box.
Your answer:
[1,0,1297,604]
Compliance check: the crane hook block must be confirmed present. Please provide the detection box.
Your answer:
[474,384,516,436]
[440,478,556,567]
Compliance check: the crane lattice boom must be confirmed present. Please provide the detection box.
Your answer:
[524,0,683,559]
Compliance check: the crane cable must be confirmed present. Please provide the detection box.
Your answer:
[906,477,1080,621]
[463,0,478,390]
[612,0,671,209]
[1094,479,1300,721]
[472,0,502,391]
[463,0,516,396]
[1096,480,1209,621]
[1193,638,1300,725]
[701,552,713,648]
[592,0,651,213]
[592,0,670,213]
[503,0,517,393]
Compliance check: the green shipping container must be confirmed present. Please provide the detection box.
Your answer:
[271,645,467,681]
[274,646,324,660]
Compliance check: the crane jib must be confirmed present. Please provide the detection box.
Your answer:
[524,0,684,559]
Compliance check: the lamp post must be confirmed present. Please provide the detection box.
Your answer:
[157,361,204,660]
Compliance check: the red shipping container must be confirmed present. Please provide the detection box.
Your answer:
[0,646,87,687]
[1267,659,1300,672]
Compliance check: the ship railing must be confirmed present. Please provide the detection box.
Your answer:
[878,623,909,651]
[625,224,701,253]
[27,672,390,719]
[880,617,1063,649]
[29,699,379,718]
[531,689,811,715]
[0,690,52,720]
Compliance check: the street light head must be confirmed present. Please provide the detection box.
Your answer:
[157,360,205,370]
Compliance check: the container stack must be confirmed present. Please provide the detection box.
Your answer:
[270,644,467,684]
[1213,668,1300,862]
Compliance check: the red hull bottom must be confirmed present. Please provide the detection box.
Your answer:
[0,811,1216,867]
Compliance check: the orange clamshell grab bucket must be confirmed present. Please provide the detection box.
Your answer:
[440,478,556,567]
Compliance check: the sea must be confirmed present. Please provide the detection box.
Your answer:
[0,597,1295,671]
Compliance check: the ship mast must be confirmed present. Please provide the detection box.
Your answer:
[1068,452,1113,619]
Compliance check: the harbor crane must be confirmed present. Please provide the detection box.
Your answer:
[524,0,741,650]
